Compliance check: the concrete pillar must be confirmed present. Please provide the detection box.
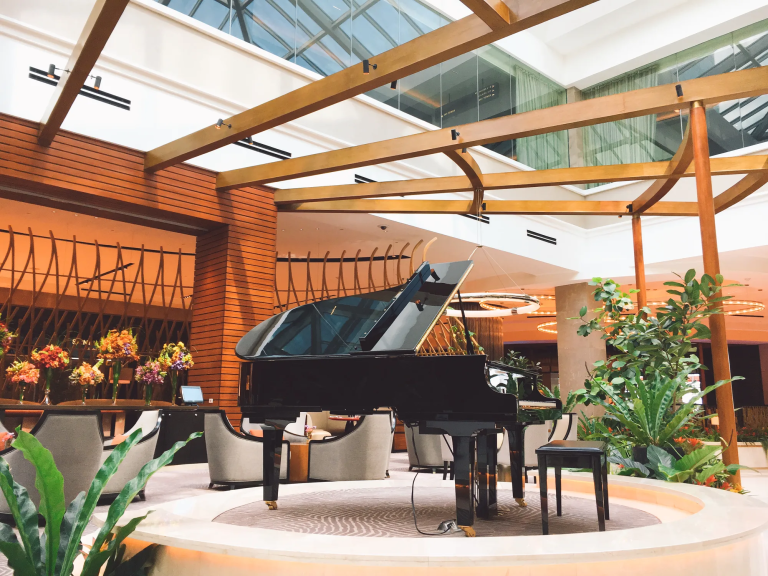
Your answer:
[555,282,605,417]
[566,87,585,170]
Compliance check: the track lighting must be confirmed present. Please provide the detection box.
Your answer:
[88,74,102,89]
[390,80,397,90]
[675,84,683,97]
[363,59,377,74]
[451,129,460,141]
[47,64,56,78]
[462,148,467,153]
[215,118,232,130]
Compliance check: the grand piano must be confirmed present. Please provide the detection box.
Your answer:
[236,260,561,536]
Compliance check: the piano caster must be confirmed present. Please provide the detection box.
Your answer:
[265,500,278,510]
[459,525,476,538]
[515,497,527,508]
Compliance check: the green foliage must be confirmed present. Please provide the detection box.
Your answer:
[0,427,202,576]
[497,350,556,398]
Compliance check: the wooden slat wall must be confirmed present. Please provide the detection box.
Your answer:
[0,113,277,426]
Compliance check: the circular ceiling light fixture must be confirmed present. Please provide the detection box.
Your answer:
[445,293,540,318]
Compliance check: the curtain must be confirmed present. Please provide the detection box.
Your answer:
[514,66,568,170]
[582,66,660,169]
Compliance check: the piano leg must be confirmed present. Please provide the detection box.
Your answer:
[507,424,528,507]
[261,425,284,510]
[476,432,498,519]
[452,435,476,537]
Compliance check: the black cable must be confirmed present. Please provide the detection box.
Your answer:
[409,426,452,536]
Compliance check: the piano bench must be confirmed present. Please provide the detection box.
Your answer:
[535,441,609,535]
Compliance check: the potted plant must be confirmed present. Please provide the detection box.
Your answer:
[96,329,139,403]
[5,361,39,403]
[158,342,194,405]
[134,359,166,406]
[69,360,105,404]
[30,344,70,405]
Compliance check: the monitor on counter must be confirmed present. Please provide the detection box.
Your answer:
[180,386,204,405]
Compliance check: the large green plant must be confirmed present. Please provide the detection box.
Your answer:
[0,428,201,576]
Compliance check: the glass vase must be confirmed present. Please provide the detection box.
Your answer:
[111,360,121,404]
[144,382,153,406]
[170,370,178,405]
[18,385,25,403]
[81,385,88,405]
[41,368,53,406]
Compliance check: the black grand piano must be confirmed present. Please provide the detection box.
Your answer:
[236,260,561,536]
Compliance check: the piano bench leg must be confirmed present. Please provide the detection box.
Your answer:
[443,462,448,480]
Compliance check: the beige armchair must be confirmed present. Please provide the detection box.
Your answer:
[404,424,443,471]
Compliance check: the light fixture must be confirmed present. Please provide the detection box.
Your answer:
[47,64,57,78]
[215,118,232,130]
[390,80,397,90]
[444,293,540,318]
[451,129,460,141]
[93,75,101,90]
[675,84,684,97]
[537,321,558,334]
[363,59,377,74]
[462,147,467,153]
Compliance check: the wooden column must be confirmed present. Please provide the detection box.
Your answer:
[631,215,647,311]
[690,100,740,480]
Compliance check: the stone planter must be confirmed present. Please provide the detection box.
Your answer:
[703,442,768,469]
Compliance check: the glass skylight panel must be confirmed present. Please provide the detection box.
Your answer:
[233,0,297,60]
[163,0,230,31]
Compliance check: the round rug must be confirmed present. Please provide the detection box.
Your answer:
[213,485,660,537]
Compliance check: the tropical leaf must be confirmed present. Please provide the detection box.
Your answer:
[82,515,147,576]
[0,457,43,574]
[647,445,675,469]
[0,524,37,576]
[696,462,726,484]
[55,492,85,576]
[607,455,650,477]
[113,544,157,576]
[12,430,66,576]
[674,445,721,473]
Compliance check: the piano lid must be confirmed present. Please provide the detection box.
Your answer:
[235,260,473,359]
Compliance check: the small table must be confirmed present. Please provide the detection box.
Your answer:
[535,440,609,535]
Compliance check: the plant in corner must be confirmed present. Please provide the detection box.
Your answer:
[0,427,202,576]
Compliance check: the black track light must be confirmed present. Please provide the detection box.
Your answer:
[94,75,101,90]
[390,80,397,90]
[675,84,683,97]
[215,118,232,130]
[451,129,460,141]
[363,59,377,74]
[47,64,56,79]
[462,148,467,153]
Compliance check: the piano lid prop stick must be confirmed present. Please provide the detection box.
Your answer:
[456,291,475,355]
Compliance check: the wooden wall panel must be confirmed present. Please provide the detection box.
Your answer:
[0,113,277,426]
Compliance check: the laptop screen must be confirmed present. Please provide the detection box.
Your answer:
[180,386,204,404]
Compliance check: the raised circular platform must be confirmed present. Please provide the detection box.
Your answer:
[104,473,768,576]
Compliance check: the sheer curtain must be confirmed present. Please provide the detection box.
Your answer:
[582,66,659,168]
[514,66,568,170]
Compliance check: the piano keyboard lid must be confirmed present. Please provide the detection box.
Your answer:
[235,261,473,360]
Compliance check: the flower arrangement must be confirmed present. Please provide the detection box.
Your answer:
[69,360,105,404]
[159,342,194,404]
[96,329,139,403]
[5,360,39,402]
[135,359,166,406]
[0,314,15,359]
[31,344,71,405]
[0,431,14,450]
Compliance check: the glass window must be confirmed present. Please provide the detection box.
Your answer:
[296,0,352,76]
[398,0,445,43]
[353,0,399,106]
[478,46,513,159]
[400,65,441,126]
[161,0,230,31]
[441,53,478,128]
[735,21,768,145]
[231,0,297,61]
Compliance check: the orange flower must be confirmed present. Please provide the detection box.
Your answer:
[721,481,731,491]
[705,475,716,486]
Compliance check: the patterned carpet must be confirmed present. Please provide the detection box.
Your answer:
[213,485,659,538]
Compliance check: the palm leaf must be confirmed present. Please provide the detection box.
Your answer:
[11,431,66,576]
[0,524,37,576]
[658,382,725,444]
[0,458,43,574]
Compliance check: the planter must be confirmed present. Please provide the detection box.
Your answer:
[703,441,768,469]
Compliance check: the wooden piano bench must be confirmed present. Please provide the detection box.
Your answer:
[535,440,609,535]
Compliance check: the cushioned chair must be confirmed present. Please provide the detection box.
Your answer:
[524,423,553,481]
[100,413,163,500]
[0,413,103,514]
[308,412,393,481]
[549,413,578,441]
[104,410,160,447]
[405,424,443,471]
[205,411,289,488]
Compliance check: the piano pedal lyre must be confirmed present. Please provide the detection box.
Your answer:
[459,526,476,537]
[265,500,278,510]
[515,497,527,508]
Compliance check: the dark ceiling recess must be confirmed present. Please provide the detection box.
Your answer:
[462,213,490,224]
[354,174,376,184]
[29,66,131,110]
[527,230,556,245]
[234,137,292,160]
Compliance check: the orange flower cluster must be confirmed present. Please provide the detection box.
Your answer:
[158,342,194,371]
[69,360,105,388]
[6,361,39,385]
[0,314,15,354]
[96,329,139,362]
[31,344,70,370]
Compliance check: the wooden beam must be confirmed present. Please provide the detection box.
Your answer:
[217,66,768,190]
[272,154,768,205]
[145,0,598,172]
[38,0,130,146]
[715,161,768,213]
[632,215,648,311]
[278,199,698,216]
[459,0,511,30]
[632,124,693,213]
[444,149,484,212]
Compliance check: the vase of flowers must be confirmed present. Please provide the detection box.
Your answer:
[69,360,105,404]
[96,329,139,403]
[5,360,39,402]
[0,314,15,361]
[159,342,194,405]
[30,344,70,405]
[135,359,166,406]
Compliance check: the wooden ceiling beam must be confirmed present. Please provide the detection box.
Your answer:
[278,199,698,216]
[715,169,768,213]
[145,0,597,172]
[631,124,693,213]
[272,154,768,205]
[459,0,512,30]
[217,66,768,190]
[444,149,484,212]
[38,0,130,146]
